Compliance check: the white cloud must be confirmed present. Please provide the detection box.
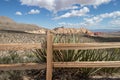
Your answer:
[20,0,111,13]
[58,11,120,28]
[61,6,79,11]
[28,9,40,14]
[15,11,22,15]
[20,0,55,12]
[83,11,120,26]
[110,18,120,26]
[54,7,89,19]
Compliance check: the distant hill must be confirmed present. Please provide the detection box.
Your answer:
[0,16,45,31]
[0,16,15,24]
[52,27,94,36]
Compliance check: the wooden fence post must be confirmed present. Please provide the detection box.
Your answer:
[46,31,53,80]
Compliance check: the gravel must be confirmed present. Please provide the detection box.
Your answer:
[0,30,46,44]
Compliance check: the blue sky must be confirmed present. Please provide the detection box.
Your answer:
[0,0,120,30]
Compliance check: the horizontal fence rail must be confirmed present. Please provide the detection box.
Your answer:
[53,61,120,68]
[0,42,119,51]
[0,43,42,51]
[53,43,120,50]
[0,31,120,80]
[0,63,46,71]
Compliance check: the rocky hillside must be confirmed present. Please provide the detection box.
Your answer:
[0,30,46,44]
[0,16,95,35]
[28,27,94,36]
[0,16,97,44]
[25,29,47,34]
[0,16,15,24]
[52,27,94,36]
[0,16,45,31]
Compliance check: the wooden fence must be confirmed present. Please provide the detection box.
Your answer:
[0,31,120,80]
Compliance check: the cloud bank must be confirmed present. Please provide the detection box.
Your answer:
[54,7,89,19]
[20,0,111,13]
[58,11,120,28]
[84,11,120,26]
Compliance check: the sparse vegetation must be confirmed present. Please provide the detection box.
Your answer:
[34,34,120,80]
[0,33,120,80]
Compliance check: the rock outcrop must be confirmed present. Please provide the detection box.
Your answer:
[0,16,95,36]
[25,28,47,34]
[26,27,94,36]
[52,27,94,36]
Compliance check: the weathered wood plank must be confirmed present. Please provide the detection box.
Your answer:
[46,31,53,80]
[53,61,120,68]
[53,43,120,50]
[0,43,42,51]
[0,63,46,71]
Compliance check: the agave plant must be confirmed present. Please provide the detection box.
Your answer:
[33,33,120,79]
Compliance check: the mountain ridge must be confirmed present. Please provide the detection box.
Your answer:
[0,16,45,31]
[0,16,106,36]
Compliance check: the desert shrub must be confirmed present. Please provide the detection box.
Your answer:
[0,51,24,80]
[0,50,37,80]
[34,34,120,80]
[0,34,119,80]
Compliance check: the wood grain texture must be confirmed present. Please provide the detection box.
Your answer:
[46,31,53,80]
[53,61,120,68]
[53,43,120,50]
